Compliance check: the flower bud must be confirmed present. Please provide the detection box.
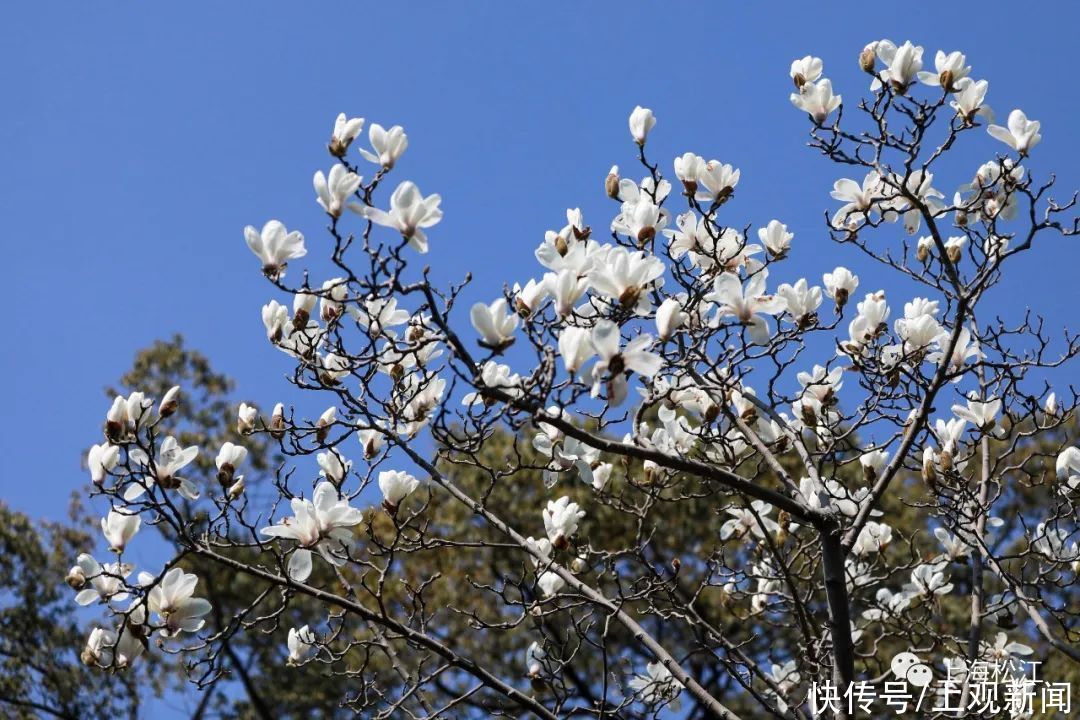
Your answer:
[270,403,286,439]
[859,47,877,74]
[605,166,620,200]
[66,565,87,589]
[158,386,180,418]
[570,553,587,574]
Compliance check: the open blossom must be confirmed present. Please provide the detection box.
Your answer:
[830,171,882,229]
[317,450,351,486]
[328,113,364,157]
[358,123,407,168]
[588,247,664,313]
[673,152,704,193]
[287,625,318,665]
[789,55,822,88]
[628,106,655,145]
[706,271,786,344]
[1055,447,1080,493]
[82,623,144,669]
[88,443,120,486]
[952,395,1003,435]
[758,219,793,256]
[951,79,991,122]
[720,500,778,540]
[543,496,585,548]
[906,562,954,598]
[583,320,662,405]
[878,41,923,93]
[988,109,1041,155]
[72,554,132,605]
[470,298,518,350]
[378,470,420,514]
[146,568,211,637]
[790,78,841,124]
[860,449,889,481]
[364,181,443,253]
[313,164,363,218]
[125,436,200,502]
[655,298,687,340]
[260,481,364,581]
[612,198,668,246]
[558,326,594,376]
[630,661,684,709]
[537,571,565,597]
[917,50,969,90]
[777,279,822,326]
[695,160,740,204]
[852,521,894,556]
[244,221,306,280]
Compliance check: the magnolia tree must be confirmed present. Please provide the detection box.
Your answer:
[71,39,1080,719]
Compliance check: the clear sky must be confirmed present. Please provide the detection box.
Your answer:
[2,2,1079,717]
[4,2,1079,518]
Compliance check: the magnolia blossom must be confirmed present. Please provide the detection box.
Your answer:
[852,521,894,556]
[365,181,443,253]
[287,625,318,665]
[358,123,407,168]
[720,500,778,540]
[101,510,140,552]
[146,568,211,637]
[758,219,793,256]
[88,442,120,486]
[72,554,132,605]
[260,481,364,581]
[789,55,823,87]
[537,571,565,597]
[1056,447,1080,494]
[951,79,991,122]
[695,160,740,204]
[82,623,144,669]
[317,450,351,486]
[878,41,923,93]
[558,326,594,376]
[777,279,822,327]
[934,527,971,562]
[543,496,585,549]
[244,221,307,280]
[952,395,1003,435]
[823,267,859,308]
[126,436,200,502]
[791,78,841,124]
[628,106,655,145]
[906,562,954,599]
[237,403,258,434]
[583,320,663,405]
[547,268,589,317]
[655,297,687,340]
[158,385,180,418]
[859,449,889,481]
[706,271,786,344]
[328,113,364,157]
[378,470,420,514]
[470,298,518,350]
[917,50,969,90]
[630,661,684,709]
[313,165,363,218]
[988,109,1041,155]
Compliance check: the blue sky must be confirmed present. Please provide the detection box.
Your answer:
[4,1,1078,516]
[3,2,1079,717]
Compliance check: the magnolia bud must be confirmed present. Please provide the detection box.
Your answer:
[328,137,349,158]
[66,565,87,589]
[81,648,97,667]
[570,554,587,574]
[554,234,568,256]
[228,476,246,500]
[916,243,930,263]
[270,403,286,439]
[158,386,180,418]
[605,166,620,200]
[859,47,876,74]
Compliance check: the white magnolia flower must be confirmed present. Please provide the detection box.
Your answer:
[720,500,778,540]
[543,496,585,549]
[1056,447,1080,493]
[1032,522,1080,562]
[82,623,144,669]
[537,570,565,597]
[789,55,823,87]
[147,568,211,637]
[513,277,549,316]
[313,164,363,218]
[358,123,407,168]
[101,510,140,553]
[525,641,547,678]
[695,160,741,204]
[630,661,684,709]
[546,268,589,317]
[934,527,971,562]
[584,320,663,405]
[951,79,991,122]
[982,632,1033,669]
[365,181,443,253]
[830,171,883,230]
[917,50,970,89]
[317,450,351,486]
[378,470,420,514]
[906,562,954,598]
[758,219,793,256]
[852,521,894,556]
[878,41,923,93]
[88,443,120,486]
[215,442,247,485]
[825,266,859,308]
[628,106,656,145]
[777,279,822,327]
[470,298,518,350]
[287,625,318,665]
[673,152,705,192]
[859,449,889,481]
[244,221,307,280]
[558,326,595,376]
[72,554,132,605]
[260,481,364,582]
[928,326,982,377]
[352,296,410,338]
[237,403,258,434]
[952,395,1003,435]
[706,271,786,345]
[328,113,365,157]
[125,436,200,502]
[790,78,841,124]
[988,109,1041,155]
[656,298,688,340]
